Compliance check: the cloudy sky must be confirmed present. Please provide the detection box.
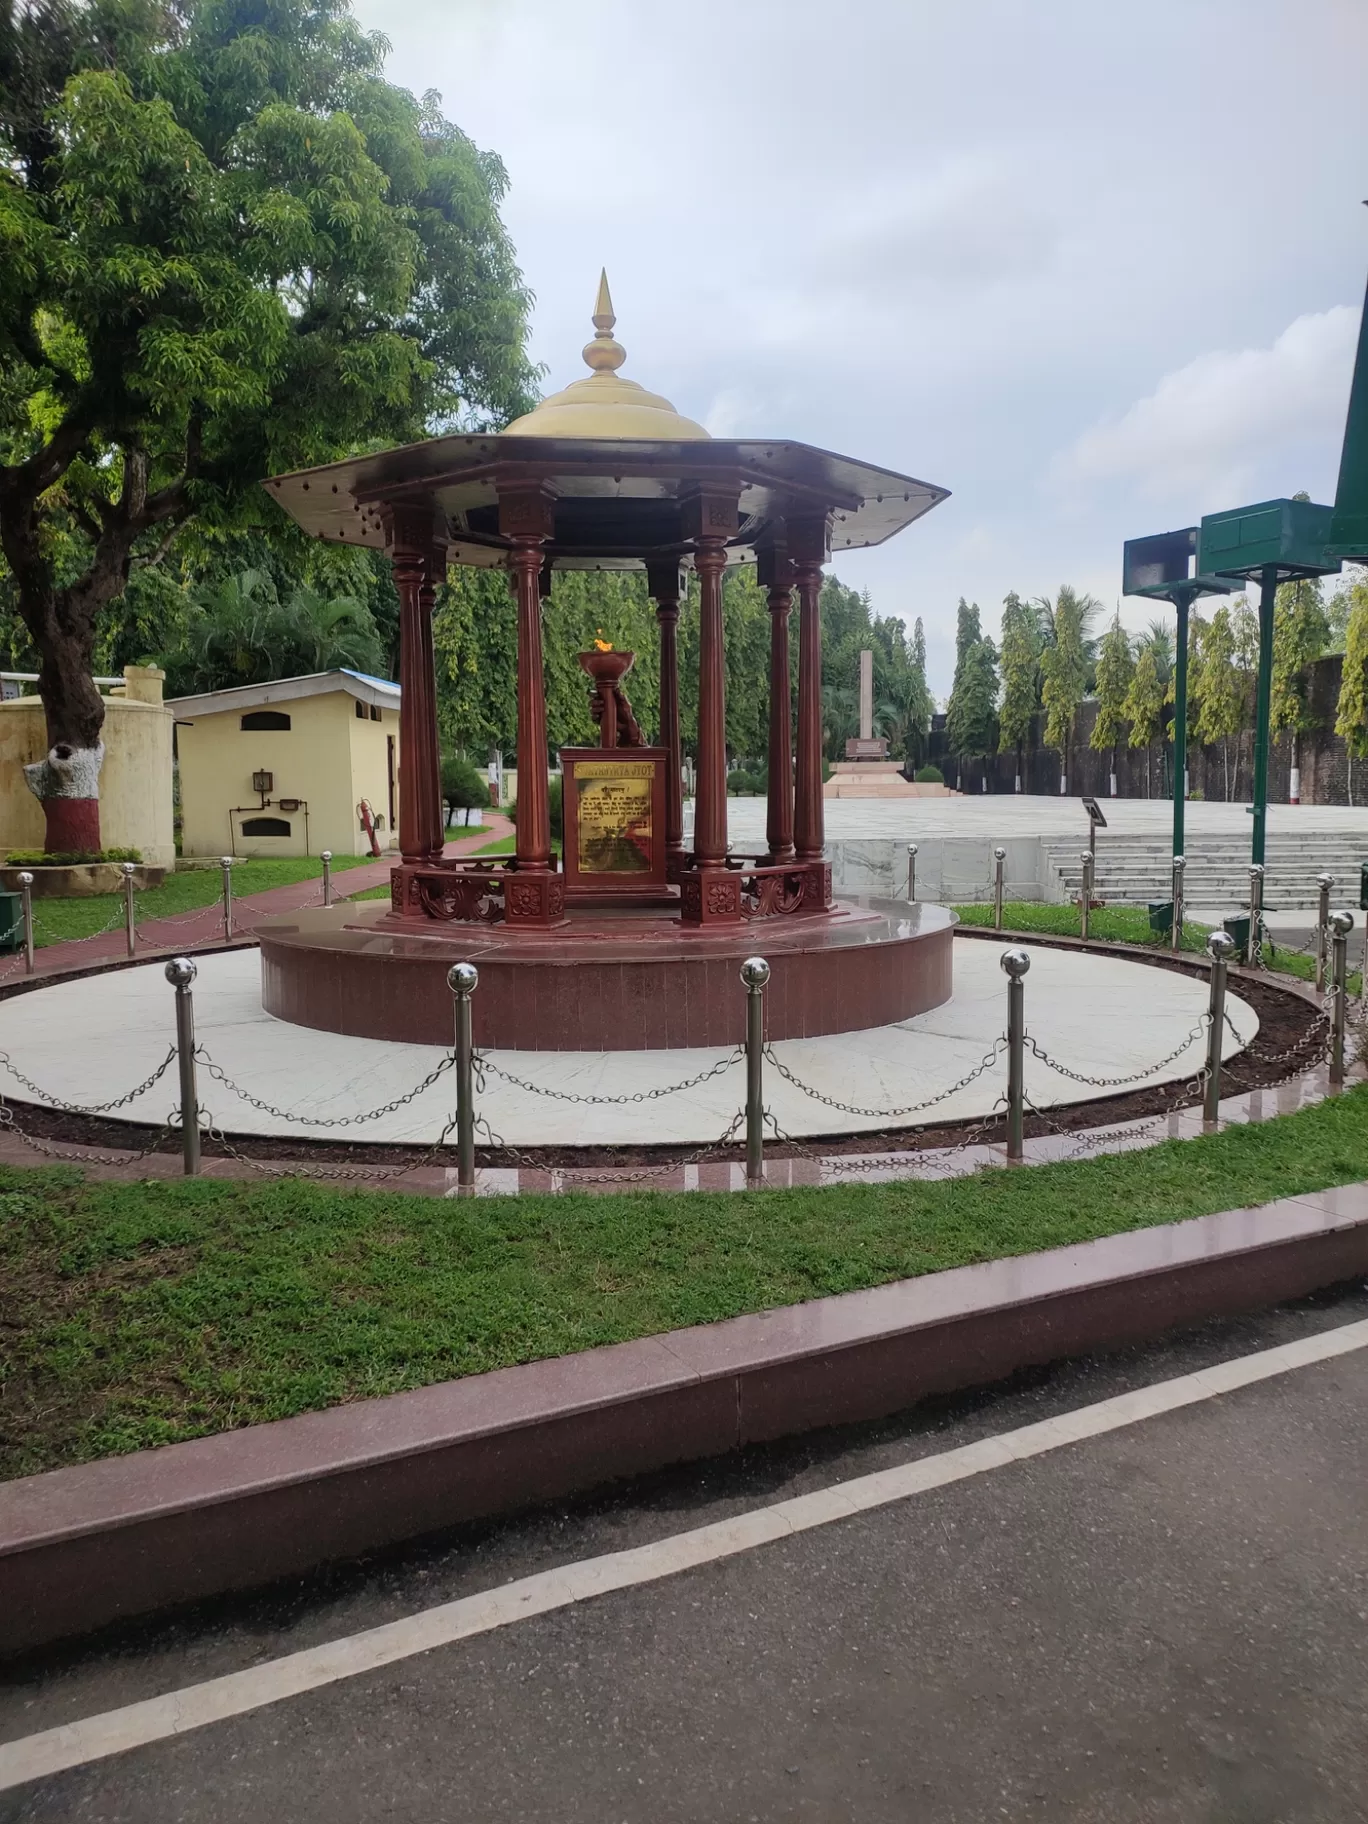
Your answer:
[357,0,1367,695]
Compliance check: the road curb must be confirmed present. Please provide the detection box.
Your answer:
[4,1182,1367,1656]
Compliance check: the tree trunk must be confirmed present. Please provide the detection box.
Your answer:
[22,589,108,854]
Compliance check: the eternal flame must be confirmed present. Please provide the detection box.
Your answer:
[256,276,956,1048]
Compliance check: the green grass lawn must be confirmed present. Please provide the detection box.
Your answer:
[27,855,379,946]
[472,832,562,858]
[951,900,1351,993]
[5,1083,1368,1479]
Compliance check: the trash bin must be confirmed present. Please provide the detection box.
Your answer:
[0,890,21,954]
[1148,902,1173,937]
[1360,860,1368,911]
[1225,914,1250,954]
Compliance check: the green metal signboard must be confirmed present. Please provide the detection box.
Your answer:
[1197,497,1340,581]
[1327,266,1368,560]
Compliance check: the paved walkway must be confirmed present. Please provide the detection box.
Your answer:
[4,1285,1366,1819]
[8,818,511,983]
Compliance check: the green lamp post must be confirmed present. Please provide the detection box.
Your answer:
[1122,526,1236,861]
[1197,499,1341,867]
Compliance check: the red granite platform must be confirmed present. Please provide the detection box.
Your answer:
[257,896,955,1050]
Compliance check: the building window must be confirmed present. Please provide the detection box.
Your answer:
[370,704,381,721]
[241,710,291,731]
[355,700,366,719]
[241,816,292,837]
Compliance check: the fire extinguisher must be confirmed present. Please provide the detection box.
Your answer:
[357,798,381,859]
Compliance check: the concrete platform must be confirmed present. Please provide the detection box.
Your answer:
[0,940,1255,1147]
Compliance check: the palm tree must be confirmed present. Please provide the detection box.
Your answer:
[162,571,385,694]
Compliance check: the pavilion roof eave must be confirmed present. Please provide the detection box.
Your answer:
[262,433,949,564]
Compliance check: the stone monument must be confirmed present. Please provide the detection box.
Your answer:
[844,649,889,760]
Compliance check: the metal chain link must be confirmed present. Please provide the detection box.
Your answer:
[0,1043,177,1115]
[194,1046,456,1127]
[200,1110,461,1182]
[470,1109,748,1186]
[474,1046,743,1107]
[1022,1015,1209,1089]
[760,1034,1007,1121]
[761,1097,1010,1179]
[0,1098,181,1167]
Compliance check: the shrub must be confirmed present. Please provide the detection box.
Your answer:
[914,765,944,784]
[509,774,564,842]
[441,754,492,825]
[4,847,142,866]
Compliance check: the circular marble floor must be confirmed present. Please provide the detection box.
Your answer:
[0,943,1256,1148]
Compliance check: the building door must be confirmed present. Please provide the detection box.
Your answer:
[387,734,397,830]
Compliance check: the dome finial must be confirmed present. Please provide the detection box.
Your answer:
[583,269,626,375]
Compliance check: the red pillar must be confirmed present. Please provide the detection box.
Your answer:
[386,508,444,864]
[759,544,795,863]
[682,485,741,925]
[648,559,686,875]
[498,485,564,925]
[790,514,829,864]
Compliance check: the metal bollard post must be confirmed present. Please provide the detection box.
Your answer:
[1315,873,1334,993]
[219,855,234,942]
[1202,931,1235,1125]
[906,843,918,903]
[17,870,33,974]
[1001,947,1029,1163]
[165,957,201,1175]
[741,957,770,1187]
[1079,851,1093,942]
[448,963,478,1191]
[1170,855,1185,954]
[321,850,333,908]
[1329,911,1352,1088]
[121,861,137,957]
[1247,863,1264,967]
[993,846,1006,931]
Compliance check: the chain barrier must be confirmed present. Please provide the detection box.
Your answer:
[200,1110,461,1183]
[0,1044,177,1116]
[194,1046,457,1127]
[470,1108,748,1186]
[760,1035,1008,1121]
[0,1097,182,1168]
[1022,1015,1209,1090]
[474,1046,743,1107]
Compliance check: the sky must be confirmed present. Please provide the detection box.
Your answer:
[356,0,1368,696]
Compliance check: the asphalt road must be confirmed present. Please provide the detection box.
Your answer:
[3,1280,1367,1822]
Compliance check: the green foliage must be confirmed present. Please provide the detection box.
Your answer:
[3,846,141,865]
[0,0,537,757]
[1191,605,1245,799]
[509,774,563,842]
[997,590,1040,759]
[1270,576,1329,736]
[1123,642,1165,751]
[1335,577,1368,759]
[727,765,766,795]
[1090,611,1133,754]
[158,567,384,691]
[945,598,997,758]
[1039,585,1098,760]
[914,764,943,784]
[440,752,489,820]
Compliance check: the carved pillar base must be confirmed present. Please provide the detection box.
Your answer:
[502,868,567,928]
[679,863,743,926]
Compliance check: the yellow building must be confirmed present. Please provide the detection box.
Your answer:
[170,670,401,858]
[0,665,175,866]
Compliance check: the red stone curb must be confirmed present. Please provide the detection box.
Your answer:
[3,1181,1367,1656]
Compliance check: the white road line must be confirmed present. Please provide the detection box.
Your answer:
[3,1316,1367,1793]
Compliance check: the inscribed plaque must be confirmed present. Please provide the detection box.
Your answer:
[574,759,655,874]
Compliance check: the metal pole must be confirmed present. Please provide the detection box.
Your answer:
[1250,563,1277,870]
[993,846,1006,931]
[1170,854,1185,954]
[17,870,33,975]
[219,855,234,942]
[1330,911,1352,1088]
[741,956,769,1187]
[1079,851,1093,942]
[906,843,917,902]
[165,957,201,1175]
[1202,931,1235,1125]
[1247,863,1264,968]
[1001,947,1029,1163]
[121,860,137,957]
[321,849,333,908]
[1316,872,1334,993]
[1172,593,1190,863]
[448,962,478,1191]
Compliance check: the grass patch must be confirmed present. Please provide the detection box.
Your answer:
[5,1085,1368,1478]
[951,901,1351,993]
[29,855,378,946]
[472,833,562,858]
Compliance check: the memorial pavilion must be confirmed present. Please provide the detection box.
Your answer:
[256,277,956,1048]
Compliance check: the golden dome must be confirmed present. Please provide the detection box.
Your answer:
[502,272,711,441]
